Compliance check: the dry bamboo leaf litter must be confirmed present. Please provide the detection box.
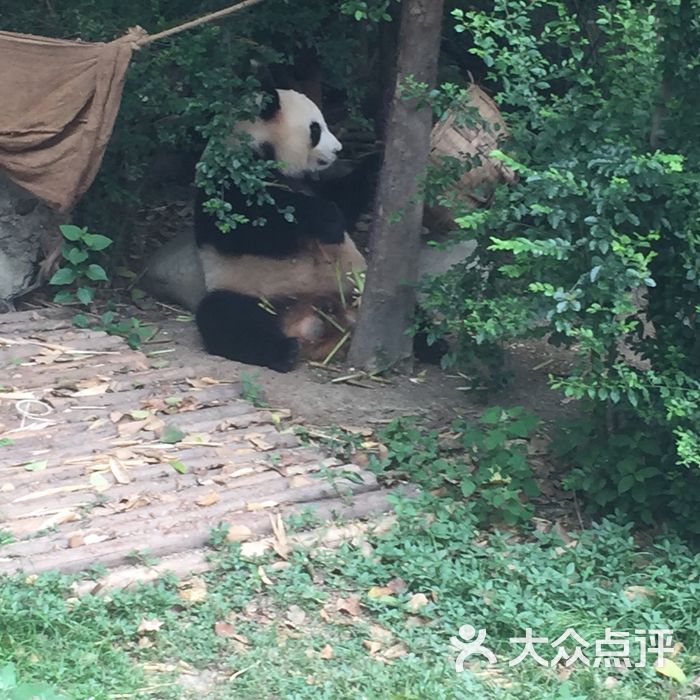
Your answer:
[0,310,407,575]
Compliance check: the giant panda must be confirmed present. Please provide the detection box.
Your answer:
[194,87,378,372]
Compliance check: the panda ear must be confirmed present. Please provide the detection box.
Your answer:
[259,84,281,121]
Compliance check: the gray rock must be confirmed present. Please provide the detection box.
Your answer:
[417,239,477,280]
[141,230,206,311]
[0,175,62,304]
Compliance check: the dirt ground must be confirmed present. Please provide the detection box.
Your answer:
[139,304,580,525]
[138,307,575,431]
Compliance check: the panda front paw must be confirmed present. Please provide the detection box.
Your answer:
[314,201,346,245]
[267,337,300,373]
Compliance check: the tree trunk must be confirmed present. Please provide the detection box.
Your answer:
[347,0,444,372]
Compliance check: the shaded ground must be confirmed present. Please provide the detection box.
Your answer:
[142,306,576,429]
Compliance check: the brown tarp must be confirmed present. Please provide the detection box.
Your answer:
[0,30,139,212]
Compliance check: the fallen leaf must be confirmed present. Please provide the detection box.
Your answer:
[286,605,306,626]
[142,398,168,411]
[137,618,163,634]
[178,577,207,604]
[39,510,80,530]
[144,416,166,434]
[89,473,111,492]
[382,642,408,660]
[170,459,188,474]
[74,382,110,397]
[270,513,289,559]
[138,636,154,649]
[364,639,382,655]
[196,491,220,507]
[406,593,429,613]
[553,521,577,547]
[109,457,130,485]
[336,595,361,617]
[624,585,656,602]
[246,500,278,511]
[655,658,687,683]
[358,540,374,557]
[226,524,252,542]
[68,534,85,548]
[405,615,427,627]
[367,624,394,644]
[250,435,276,451]
[115,494,151,512]
[23,460,48,472]
[84,533,109,545]
[258,565,272,585]
[387,577,407,594]
[118,419,149,438]
[214,621,237,638]
[186,376,220,389]
[367,586,394,600]
[319,644,334,660]
[160,424,185,444]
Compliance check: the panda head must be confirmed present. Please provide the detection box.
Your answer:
[237,89,342,177]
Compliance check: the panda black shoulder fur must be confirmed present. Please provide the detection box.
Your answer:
[195,87,378,372]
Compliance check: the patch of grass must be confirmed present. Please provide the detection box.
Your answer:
[300,407,541,526]
[0,505,698,699]
[239,371,268,408]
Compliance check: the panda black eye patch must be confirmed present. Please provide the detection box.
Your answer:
[310,121,321,148]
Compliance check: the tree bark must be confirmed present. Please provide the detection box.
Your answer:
[347,0,444,371]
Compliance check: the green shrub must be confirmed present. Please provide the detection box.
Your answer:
[373,406,540,526]
[421,0,700,533]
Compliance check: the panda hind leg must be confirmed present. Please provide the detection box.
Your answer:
[196,290,299,373]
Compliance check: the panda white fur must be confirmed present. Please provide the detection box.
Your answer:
[195,88,377,372]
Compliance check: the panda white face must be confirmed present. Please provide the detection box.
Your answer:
[238,89,342,177]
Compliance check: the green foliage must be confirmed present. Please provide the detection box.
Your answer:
[0,663,69,700]
[50,224,112,309]
[420,0,700,534]
[96,311,156,350]
[239,371,268,407]
[49,225,156,349]
[339,0,397,22]
[373,407,539,525]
